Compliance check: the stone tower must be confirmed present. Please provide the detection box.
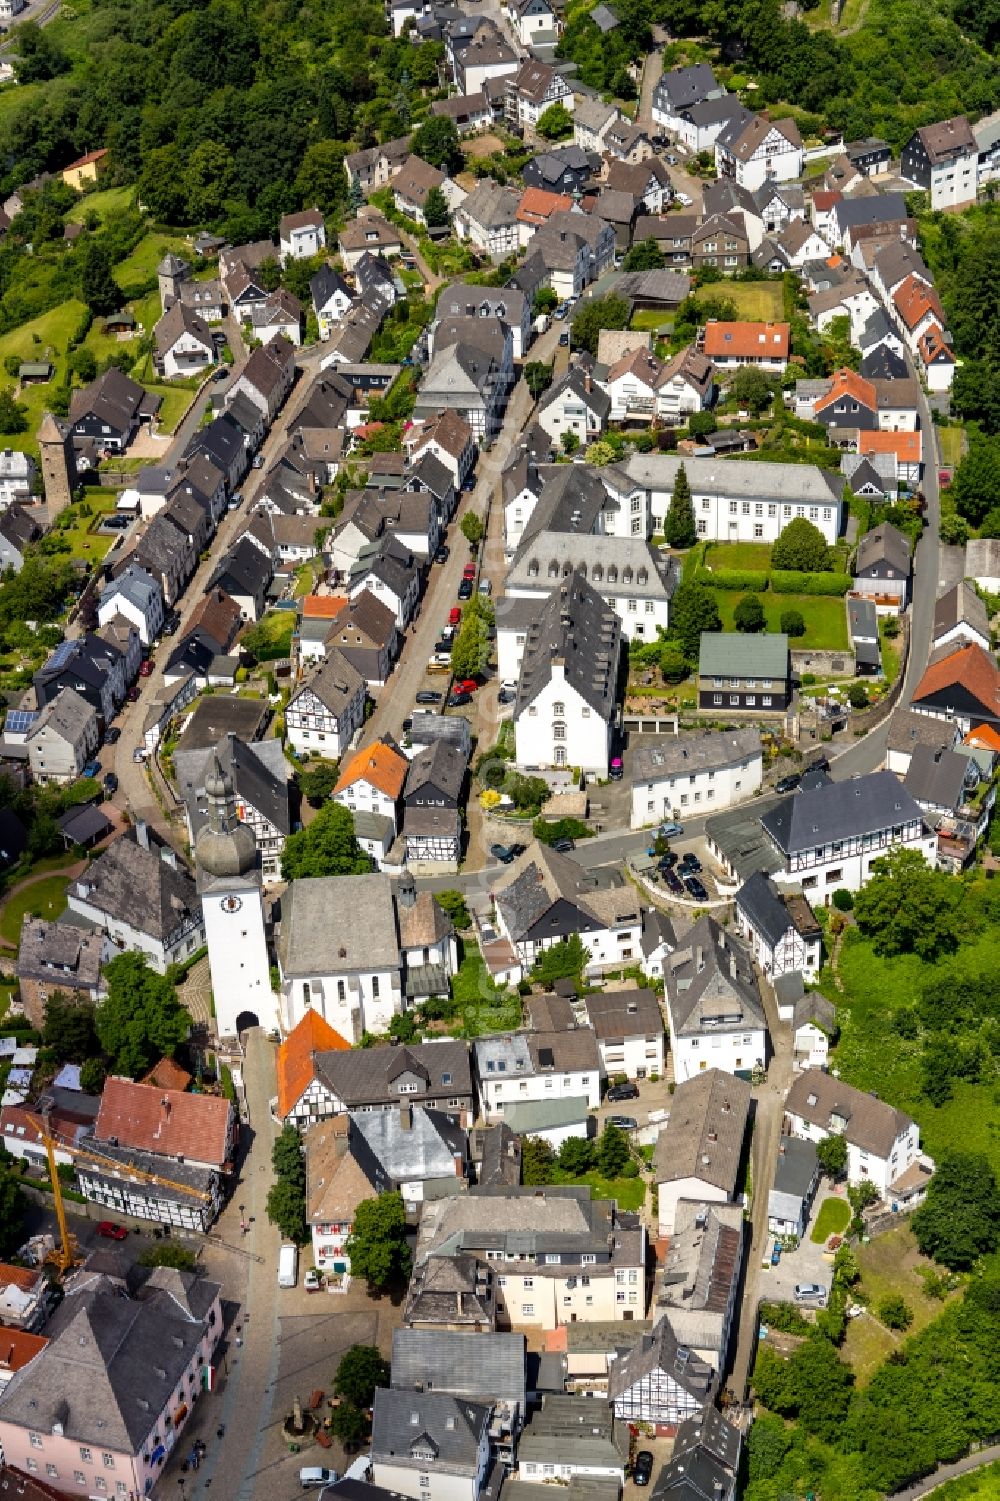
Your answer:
[195,752,277,1038]
[158,252,191,312]
[36,411,78,520]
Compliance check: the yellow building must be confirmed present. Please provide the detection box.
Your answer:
[62,148,110,190]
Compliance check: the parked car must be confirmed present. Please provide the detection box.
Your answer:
[491,843,516,864]
[606,1081,639,1103]
[795,1283,827,1302]
[449,690,472,707]
[303,1269,322,1292]
[299,1470,338,1489]
[462,561,477,578]
[554,304,568,320]
[104,726,121,745]
[657,852,678,869]
[434,544,450,564]
[551,837,575,853]
[609,1115,637,1130]
[415,690,442,705]
[663,868,684,895]
[609,757,623,780]
[449,607,462,626]
[478,578,492,596]
[252,454,265,469]
[659,821,684,837]
[679,853,702,873]
[458,579,474,600]
[771,1242,782,1266]
[456,678,478,694]
[684,876,708,901]
[498,689,516,705]
[508,843,526,858]
[139,659,153,677]
[103,772,119,795]
[162,614,180,636]
[96,1221,128,1240]
[776,773,801,794]
[559,331,569,346]
[127,685,140,701]
[82,760,101,780]
[633,1452,654,1488]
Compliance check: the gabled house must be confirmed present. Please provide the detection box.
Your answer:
[35,633,126,723]
[522,145,593,197]
[851,519,911,606]
[609,1318,716,1435]
[279,207,326,263]
[454,180,522,261]
[505,0,559,46]
[653,1068,751,1236]
[932,579,991,654]
[655,1199,744,1373]
[348,534,421,628]
[310,266,355,341]
[734,871,822,981]
[714,109,803,191]
[574,98,621,154]
[186,412,249,492]
[474,1029,601,1119]
[493,838,643,974]
[339,210,404,269]
[535,366,610,448]
[784,1067,929,1199]
[67,826,205,972]
[691,213,750,272]
[506,532,678,643]
[505,59,574,131]
[25,686,99,785]
[275,1011,354,1127]
[393,155,449,225]
[230,334,297,422]
[652,63,727,142]
[911,641,1000,733]
[391,1328,526,1457]
[334,738,408,834]
[68,368,160,454]
[206,535,272,621]
[97,563,165,646]
[630,729,761,829]
[429,91,493,135]
[664,914,767,1082]
[697,632,790,715]
[0,502,41,573]
[901,116,978,209]
[305,1112,377,1276]
[371,1389,492,1501]
[345,137,412,196]
[701,319,789,372]
[320,589,399,686]
[516,1394,624,1486]
[406,408,476,486]
[768,1135,820,1239]
[582,986,664,1080]
[653,1410,741,1501]
[153,301,215,379]
[252,288,303,347]
[16,917,106,1028]
[285,648,366,759]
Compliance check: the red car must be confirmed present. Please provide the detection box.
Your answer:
[448,607,462,626]
[139,659,153,677]
[456,679,478,694]
[462,563,476,580]
[96,1221,127,1241]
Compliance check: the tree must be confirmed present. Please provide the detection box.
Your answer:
[451,614,490,681]
[746,1413,791,1482]
[524,361,553,399]
[80,1057,107,1094]
[43,994,99,1061]
[411,117,464,175]
[79,242,123,318]
[669,580,722,662]
[879,1294,913,1330]
[731,366,774,415]
[559,1136,596,1175]
[734,594,766,632]
[184,139,236,222]
[950,439,1000,526]
[96,953,189,1078]
[597,1121,629,1177]
[792,1334,853,1441]
[0,389,28,436]
[334,1345,390,1408]
[771,516,830,572]
[854,847,963,960]
[534,288,558,314]
[329,1401,369,1448]
[422,186,451,229]
[273,1125,306,1191]
[346,1192,412,1288]
[298,760,339,807]
[280,802,372,880]
[266,1177,308,1243]
[664,463,696,549]
[388,1011,417,1043]
[536,102,574,140]
[816,1133,847,1179]
[139,1243,198,1271]
[780,607,806,637]
[623,238,665,272]
[846,681,868,710]
[531,933,587,989]
[137,145,189,223]
[912,1153,1000,1269]
[687,410,716,438]
[12,21,70,82]
[435,890,470,930]
[831,887,854,911]
[295,142,349,216]
[461,512,484,549]
[521,1135,554,1185]
[561,430,580,455]
[570,294,631,355]
[0,1146,26,1258]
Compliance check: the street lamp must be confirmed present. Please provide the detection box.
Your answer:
[239,1203,246,1235]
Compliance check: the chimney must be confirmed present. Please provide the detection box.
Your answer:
[161,846,177,870]
[335,1133,349,1158]
[135,819,149,850]
[584,370,591,393]
[400,1103,413,1131]
[695,945,703,971]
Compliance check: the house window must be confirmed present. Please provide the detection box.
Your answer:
[337,981,345,1002]
[29,1436,42,1450]
[74,1475,86,1487]
[46,1467,59,1479]
[102,1456,115,1471]
[79,1451,92,1465]
[372,976,380,999]
[552,701,565,715]
[521,1303,534,1315]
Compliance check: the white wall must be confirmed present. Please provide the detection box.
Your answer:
[599,1031,665,1079]
[669,1024,766,1083]
[657,1175,727,1237]
[281,967,400,1040]
[784,1113,921,1195]
[515,663,611,775]
[479,1067,601,1121]
[203,887,278,1035]
[630,748,762,829]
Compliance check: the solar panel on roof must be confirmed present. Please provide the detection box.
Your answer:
[4,710,38,733]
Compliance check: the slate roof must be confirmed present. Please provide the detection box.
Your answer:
[26,686,95,748]
[632,730,760,787]
[912,115,976,163]
[655,1199,743,1356]
[391,1328,526,1410]
[372,1388,491,1472]
[176,732,290,840]
[666,914,765,1039]
[277,873,399,978]
[69,831,199,941]
[403,1252,496,1328]
[698,633,788,680]
[95,1076,231,1166]
[404,740,466,803]
[583,988,662,1040]
[854,521,911,577]
[761,769,925,855]
[17,917,103,991]
[207,536,272,599]
[514,571,620,722]
[652,1068,751,1190]
[771,1136,818,1200]
[351,1103,465,1184]
[607,1318,715,1406]
[654,63,722,113]
[294,647,365,718]
[155,300,214,358]
[785,1067,914,1156]
[653,1409,740,1501]
[933,580,989,644]
[903,743,971,811]
[68,368,157,433]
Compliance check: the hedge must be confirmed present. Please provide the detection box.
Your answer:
[770,570,852,596]
[695,567,770,593]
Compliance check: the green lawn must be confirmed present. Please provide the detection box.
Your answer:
[841,1225,963,1382]
[938,425,965,469]
[548,1166,647,1211]
[114,233,191,297]
[65,186,137,227]
[880,617,902,685]
[703,541,773,571]
[0,875,71,946]
[713,592,849,649]
[448,941,523,1036]
[693,281,785,322]
[924,1462,1000,1499]
[630,309,673,334]
[810,1196,852,1243]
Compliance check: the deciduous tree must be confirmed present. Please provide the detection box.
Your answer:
[346,1192,412,1288]
[411,117,464,175]
[96,953,188,1078]
[854,847,963,960]
[536,102,574,140]
[734,593,766,632]
[912,1152,1000,1269]
[334,1345,390,1408]
[280,802,372,880]
[771,516,830,572]
[669,580,722,662]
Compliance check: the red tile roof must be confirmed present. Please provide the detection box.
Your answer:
[94,1077,233,1168]
[812,192,842,211]
[814,367,877,414]
[917,324,955,365]
[858,430,922,465]
[965,724,1000,753]
[913,643,1000,718]
[702,321,790,359]
[893,273,944,331]
[0,1262,44,1293]
[140,1057,193,1092]
[276,1010,350,1120]
[65,148,109,171]
[0,1328,48,1374]
[303,594,349,619]
[334,740,408,800]
[516,188,573,224]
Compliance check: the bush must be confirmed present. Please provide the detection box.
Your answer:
[879,1294,913,1330]
[771,571,852,596]
[831,888,854,911]
[533,816,594,844]
[734,594,766,633]
[781,608,806,637]
[696,566,769,592]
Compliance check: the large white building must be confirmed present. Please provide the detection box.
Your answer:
[715,109,804,192]
[473,1030,602,1121]
[784,1068,931,1201]
[512,572,621,777]
[493,841,644,976]
[734,872,822,981]
[664,915,768,1084]
[506,532,679,643]
[630,729,762,829]
[285,648,366,760]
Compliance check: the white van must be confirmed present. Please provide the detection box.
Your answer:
[278,1243,298,1288]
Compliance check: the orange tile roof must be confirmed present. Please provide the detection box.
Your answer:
[814,367,877,414]
[0,1263,44,1293]
[516,187,573,224]
[0,1328,48,1373]
[140,1056,193,1092]
[858,430,922,465]
[913,643,1000,718]
[334,740,408,800]
[826,255,843,267]
[277,1010,350,1120]
[965,724,1000,753]
[702,321,790,359]
[303,594,349,619]
[917,324,955,365]
[812,192,842,211]
[65,148,109,170]
[893,273,944,331]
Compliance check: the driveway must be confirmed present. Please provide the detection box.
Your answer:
[764,1181,845,1305]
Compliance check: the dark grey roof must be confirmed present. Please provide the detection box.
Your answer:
[515,571,620,721]
[785,1067,913,1157]
[583,988,662,1040]
[208,535,272,598]
[351,1104,466,1185]
[835,192,908,231]
[903,743,971,811]
[404,739,467,802]
[391,1328,526,1411]
[371,1388,491,1471]
[761,770,925,855]
[608,1320,714,1406]
[69,830,199,940]
[933,579,989,643]
[854,520,911,578]
[641,906,676,959]
[734,871,798,950]
[654,1409,741,1501]
[654,63,721,112]
[665,914,765,1038]
[632,729,760,786]
[652,1068,751,1191]
[861,345,909,380]
[886,707,956,758]
[317,1040,473,1107]
[176,732,290,838]
[848,596,878,642]
[771,1135,818,1199]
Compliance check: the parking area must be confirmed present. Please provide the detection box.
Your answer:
[762,1183,844,1304]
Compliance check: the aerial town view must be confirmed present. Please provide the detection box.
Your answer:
[0,0,999,1499]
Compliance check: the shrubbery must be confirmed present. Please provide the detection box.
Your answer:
[695,567,769,592]
[771,570,852,596]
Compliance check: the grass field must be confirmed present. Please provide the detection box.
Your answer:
[938,425,965,469]
[841,1225,963,1381]
[547,1165,647,1211]
[0,875,71,946]
[693,281,785,322]
[448,941,523,1036]
[65,186,136,227]
[631,309,673,334]
[54,489,120,564]
[810,1196,852,1243]
[713,591,849,649]
[115,233,191,297]
[703,541,772,571]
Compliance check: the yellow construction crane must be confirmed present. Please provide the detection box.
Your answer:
[38,1105,211,1275]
